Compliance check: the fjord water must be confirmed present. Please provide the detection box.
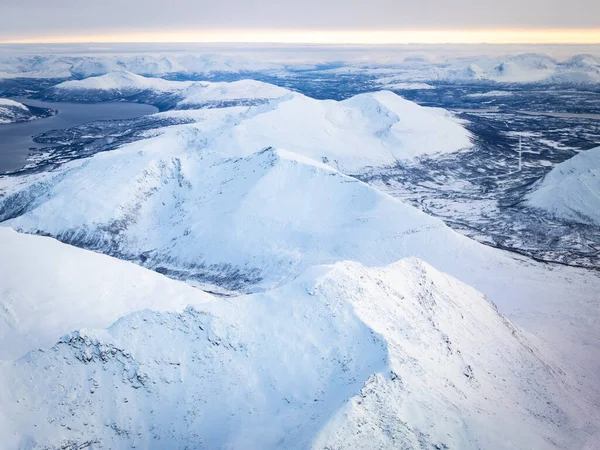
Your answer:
[0,98,158,173]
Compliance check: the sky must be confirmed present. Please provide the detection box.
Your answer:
[1,0,600,43]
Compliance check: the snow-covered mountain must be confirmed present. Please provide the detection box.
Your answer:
[44,72,291,110]
[0,98,54,123]
[0,238,592,449]
[1,73,600,448]
[42,73,471,164]
[526,146,600,226]
[0,54,285,79]
[2,80,473,294]
[370,53,600,84]
[2,50,600,84]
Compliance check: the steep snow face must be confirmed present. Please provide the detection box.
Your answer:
[0,227,212,361]
[0,258,589,449]
[526,146,600,226]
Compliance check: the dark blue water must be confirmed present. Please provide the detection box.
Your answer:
[0,99,158,173]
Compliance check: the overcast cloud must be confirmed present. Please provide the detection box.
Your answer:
[1,0,600,40]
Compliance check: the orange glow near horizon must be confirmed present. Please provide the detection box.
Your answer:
[2,29,600,45]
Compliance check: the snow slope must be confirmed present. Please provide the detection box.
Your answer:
[0,256,593,449]
[0,227,212,360]
[526,146,600,226]
[0,98,36,123]
[1,50,599,83]
[177,79,290,108]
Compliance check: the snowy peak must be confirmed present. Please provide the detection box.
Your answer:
[0,257,584,449]
[526,146,600,226]
[564,54,600,69]
[218,88,471,170]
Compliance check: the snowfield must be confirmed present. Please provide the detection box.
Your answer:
[0,243,595,449]
[526,146,600,226]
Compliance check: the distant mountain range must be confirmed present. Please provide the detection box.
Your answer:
[1,51,599,84]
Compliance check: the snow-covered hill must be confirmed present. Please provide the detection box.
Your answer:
[0,227,212,360]
[44,72,292,110]
[0,253,592,449]
[0,98,54,123]
[526,146,600,226]
[52,70,191,93]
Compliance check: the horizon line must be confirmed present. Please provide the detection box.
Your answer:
[2,29,600,45]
